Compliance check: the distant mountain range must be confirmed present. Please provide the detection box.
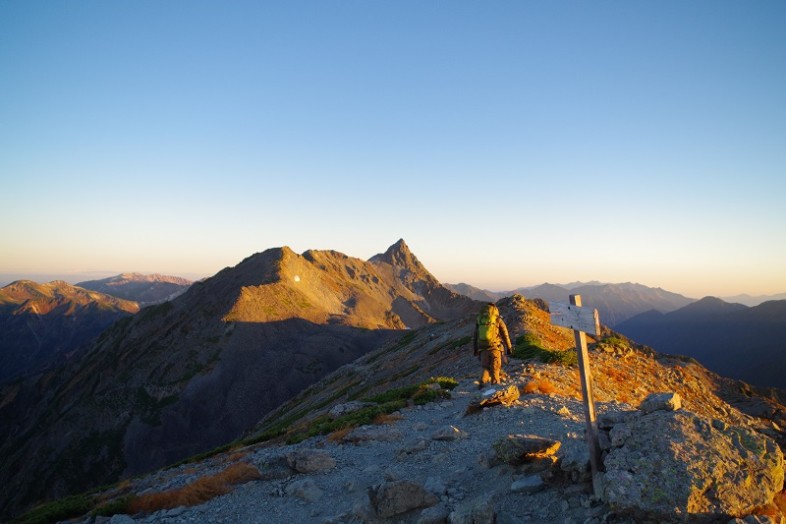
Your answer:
[77,273,192,306]
[615,297,786,390]
[719,292,786,307]
[0,280,139,384]
[0,240,479,517]
[446,281,694,326]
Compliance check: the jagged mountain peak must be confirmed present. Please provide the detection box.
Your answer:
[369,238,420,268]
[219,242,474,329]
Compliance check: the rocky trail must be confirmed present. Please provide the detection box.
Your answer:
[85,374,619,524]
[70,354,785,524]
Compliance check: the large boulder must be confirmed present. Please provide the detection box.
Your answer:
[601,409,784,519]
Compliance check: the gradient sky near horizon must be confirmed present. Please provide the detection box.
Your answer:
[1,1,785,299]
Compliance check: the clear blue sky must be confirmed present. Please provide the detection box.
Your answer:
[1,1,785,298]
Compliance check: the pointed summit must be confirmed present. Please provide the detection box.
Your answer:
[369,239,422,270]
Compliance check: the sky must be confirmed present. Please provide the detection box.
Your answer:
[1,1,785,299]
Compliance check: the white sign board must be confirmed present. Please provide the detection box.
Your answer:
[550,302,601,336]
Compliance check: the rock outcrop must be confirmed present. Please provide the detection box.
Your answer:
[600,393,785,520]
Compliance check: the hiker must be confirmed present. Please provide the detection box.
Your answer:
[473,302,513,387]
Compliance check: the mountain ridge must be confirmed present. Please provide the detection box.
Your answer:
[0,280,139,384]
[446,281,694,326]
[0,240,479,519]
[77,273,192,306]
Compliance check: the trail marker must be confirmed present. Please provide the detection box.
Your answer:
[550,294,603,498]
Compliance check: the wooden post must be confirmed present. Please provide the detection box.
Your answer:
[569,294,603,498]
[550,294,603,498]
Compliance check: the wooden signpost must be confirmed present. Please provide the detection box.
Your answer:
[550,294,603,498]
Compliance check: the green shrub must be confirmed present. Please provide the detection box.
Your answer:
[11,494,92,524]
[286,400,407,444]
[364,384,421,404]
[512,334,577,367]
[92,496,133,518]
[429,376,458,390]
[601,335,627,346]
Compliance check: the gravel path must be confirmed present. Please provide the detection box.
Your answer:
[103,373,637,524]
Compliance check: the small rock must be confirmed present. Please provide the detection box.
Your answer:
[493,434,561,465]
[597,410,638,429]
[398,439,429,457]
[609,423,632,448]
[432,425,468,441]
[254,455,292,480]
[639,392,682,413]
[417,503,451,524]
[165,506,186,517]
[479,385,520,408]
[369,480,439,518]
[108,516,135,524]
[347,425,404,443]
[286,449,336,474]
[510,475,544,494]
[424,476,447,496]
[286,478,324,502]
[328,401,375,419]
[448,497,496,524]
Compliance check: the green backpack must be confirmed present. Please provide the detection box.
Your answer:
[477,304,500,348]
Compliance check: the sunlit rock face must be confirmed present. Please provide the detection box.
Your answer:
[601,406,784,519]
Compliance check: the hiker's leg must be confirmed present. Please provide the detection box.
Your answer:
[491,350,502,384]
[480,351,491,385]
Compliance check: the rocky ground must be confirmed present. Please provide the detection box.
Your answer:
[71,358,785,524]
[87,372,621,524]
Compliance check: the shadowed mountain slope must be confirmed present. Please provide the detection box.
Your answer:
[0,280,139,383]
[616,297,786,389]
[0,240,478,519]
[77,273,192,306]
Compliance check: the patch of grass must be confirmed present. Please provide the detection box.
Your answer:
[412,387,450,405]
[600,335,627,346]
[287,375,460,444]
[365,384,421,404]
[429,376,458,390]
[128,462,261,514]
[92,496,133,518]
[10,495,92,524]
[513,334,577,367]
[326,427,353,443]
[285,400,407,444]
[372,412,404,425]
